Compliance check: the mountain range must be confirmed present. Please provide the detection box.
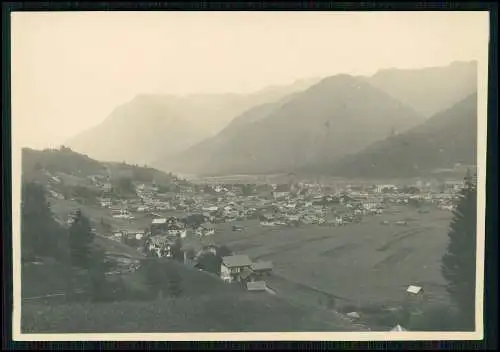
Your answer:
[161,74,426,175]
[365,60,477,117]
[66,78,320,165]
[321,92,477,179]
[66,61,477,178]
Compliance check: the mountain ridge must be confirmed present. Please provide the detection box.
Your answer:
[318,92,478,178]
[160,73,426,176]
[365,60,477,117]
[66,78,321,165]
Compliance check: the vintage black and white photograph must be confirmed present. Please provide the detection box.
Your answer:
[11,11,489,340]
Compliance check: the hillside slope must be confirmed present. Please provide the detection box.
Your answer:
[322,93,477,178]
[162,74,425,175]
[22,147,178,184]
[155,93,298,172]
[366,61,477,117]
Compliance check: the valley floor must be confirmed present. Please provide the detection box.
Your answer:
[20,198,454,333]
[207,205,453,311]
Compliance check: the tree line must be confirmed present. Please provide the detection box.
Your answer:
[22,181,114,301]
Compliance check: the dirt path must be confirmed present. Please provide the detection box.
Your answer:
[377,227,429,252]
[253,234,336,260]
[320,243,361,257]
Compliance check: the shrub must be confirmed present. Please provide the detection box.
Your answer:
[407,304,461,331]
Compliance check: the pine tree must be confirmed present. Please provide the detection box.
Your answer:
[441,173,477,330]
[68,209,95,269]
[21,182,66,261]
[88,248,115,301]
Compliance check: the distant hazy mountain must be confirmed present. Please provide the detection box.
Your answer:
[66,78,320,165]
[155,93,298,172]
[322,93,477,178]
[161,74,425,175]
[366,61,477,117]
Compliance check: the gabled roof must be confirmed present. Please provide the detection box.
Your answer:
[221,254,252,268]
[406,285,423,294]
[251,261,273,271]
[246,281,267,291]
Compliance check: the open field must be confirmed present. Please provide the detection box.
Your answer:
[208,205,454,310]
[21,292,362,333]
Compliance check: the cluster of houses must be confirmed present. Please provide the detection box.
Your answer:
[143,217,187,258]
[87,175,468,238]
[49,168,473,261]
[61,176,470,261]
[46,171,472,256]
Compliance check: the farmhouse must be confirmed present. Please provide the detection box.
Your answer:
[167,224,187,238]
[195,226,216,237]
[220,254,252,282]
[145,235,176,258]
[251,261,273,278]
[405,284,426,309]
[111,232,123,242]
[166,216,182,226]
[111,207,131,218]
[272,184,291,199]
[406,285,424,295]
[260,220,276,227]
[49,189,65,200]
[135,205,150,212]
[100,197,113,208]
[151,218,168,235]
[49,176,61,184]
[102,183,113,192]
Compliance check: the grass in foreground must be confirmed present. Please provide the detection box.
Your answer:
[21,257,363,333]
[21,291,361,333]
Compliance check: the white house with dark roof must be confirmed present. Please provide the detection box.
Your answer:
[152,218,167,225]
[220,254,252,282]
[167,224,187,238]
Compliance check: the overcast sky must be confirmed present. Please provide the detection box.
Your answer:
[11,11,489,149]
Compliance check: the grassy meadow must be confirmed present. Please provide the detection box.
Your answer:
[208,205,453,310]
